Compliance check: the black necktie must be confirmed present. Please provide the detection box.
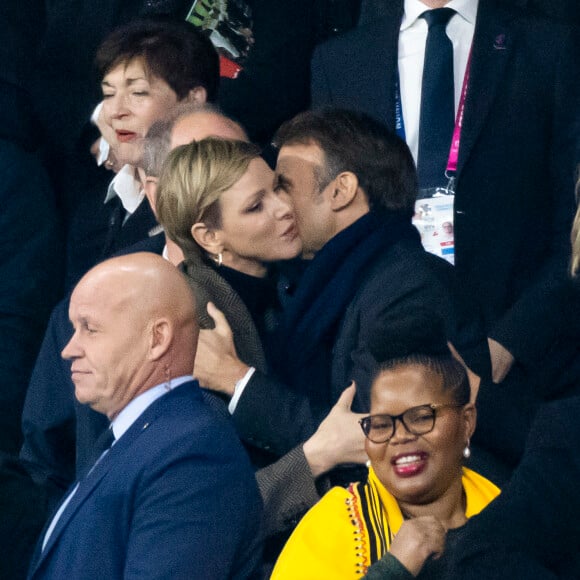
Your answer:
[417,8,456,189]
[82,426,115,478]
[101,196,125,259]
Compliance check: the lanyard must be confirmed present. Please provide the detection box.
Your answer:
[395,48,472,176]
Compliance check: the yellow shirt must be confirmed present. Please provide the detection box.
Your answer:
[271,467,500,579]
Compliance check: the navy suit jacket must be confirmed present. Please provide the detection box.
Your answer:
[28,382,263,580]
[311,0,579,372]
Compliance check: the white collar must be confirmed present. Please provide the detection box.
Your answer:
[401,0,478,31]
[103,164,144,215]
[111,376,192,441]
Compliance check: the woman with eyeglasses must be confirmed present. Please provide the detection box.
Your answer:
[271,320,500,579]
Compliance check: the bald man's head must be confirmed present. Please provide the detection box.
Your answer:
[142,105,247,222]
[62,253,198,419]
[170,106,247,148]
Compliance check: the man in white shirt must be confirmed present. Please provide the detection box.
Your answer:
[311,0,579,479]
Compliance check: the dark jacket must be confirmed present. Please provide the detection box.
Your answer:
[311,0,580,470]
[233,215,486,457]
[28,382,263,580]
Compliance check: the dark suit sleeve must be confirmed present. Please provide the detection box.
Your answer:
[488,26,580,367]
[19,299,77,490]
[363,553,415,580]
[234,249,487,454]
[447,397,580,578]
[233,371,319,456]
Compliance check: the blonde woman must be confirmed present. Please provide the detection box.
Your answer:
[156,137,302,373]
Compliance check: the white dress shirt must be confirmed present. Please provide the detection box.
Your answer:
[398,0,478,163]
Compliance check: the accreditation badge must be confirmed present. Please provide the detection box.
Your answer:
[413,187,455,265]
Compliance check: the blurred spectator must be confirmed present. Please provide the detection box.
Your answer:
[0,81,63,455]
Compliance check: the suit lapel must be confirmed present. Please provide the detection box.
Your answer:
[38,457,113,561]
[456,1,516,177]
[31,400,164,576]
[360,2,403,127]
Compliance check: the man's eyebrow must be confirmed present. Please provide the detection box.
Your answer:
[275,173,292,186]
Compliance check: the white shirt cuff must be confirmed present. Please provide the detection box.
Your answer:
[228,367,256,414]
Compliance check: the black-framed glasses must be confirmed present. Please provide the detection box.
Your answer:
[359,403,464,444]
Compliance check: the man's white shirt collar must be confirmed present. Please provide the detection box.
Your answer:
[401,0,478,31]
[111,375,192,441]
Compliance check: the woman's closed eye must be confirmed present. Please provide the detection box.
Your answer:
[243,190,266,214]
[245,201,263,213]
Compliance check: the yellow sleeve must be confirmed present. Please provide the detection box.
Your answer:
[271,487,361,580]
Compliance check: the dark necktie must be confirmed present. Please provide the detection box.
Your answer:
[101,196,125,259]
[82,426,115,478]
[417,8,456,189]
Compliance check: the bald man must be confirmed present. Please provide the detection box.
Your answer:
[4,107,252,577]
[170,102,248,150]
[20,104,247,481]
[28,253,262,580]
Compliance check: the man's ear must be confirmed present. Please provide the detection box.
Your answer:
[148,318,171,361]
[329,171,359,211]
[191,222,223,255]
[185,86,207,105]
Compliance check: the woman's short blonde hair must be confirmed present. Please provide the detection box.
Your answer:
[156,137,260,257]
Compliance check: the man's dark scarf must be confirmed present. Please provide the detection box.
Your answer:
[270,209,420,405]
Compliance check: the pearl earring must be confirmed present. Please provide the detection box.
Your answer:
[463,443,471,459]
[365,459,371,468]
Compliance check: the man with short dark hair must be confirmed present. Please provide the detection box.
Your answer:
[27,253,262,580]
[311,0,580,475]
[194,107,486,463]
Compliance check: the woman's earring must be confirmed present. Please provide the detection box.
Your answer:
[463,440,471,459]
[365,459,371,468]
[213,252,223,267]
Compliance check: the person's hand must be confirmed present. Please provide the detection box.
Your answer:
[302,383,368,477]
[488,337,515,384]
[193,302,250,396]
[389,516,446,576]
[93,103,123,172]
